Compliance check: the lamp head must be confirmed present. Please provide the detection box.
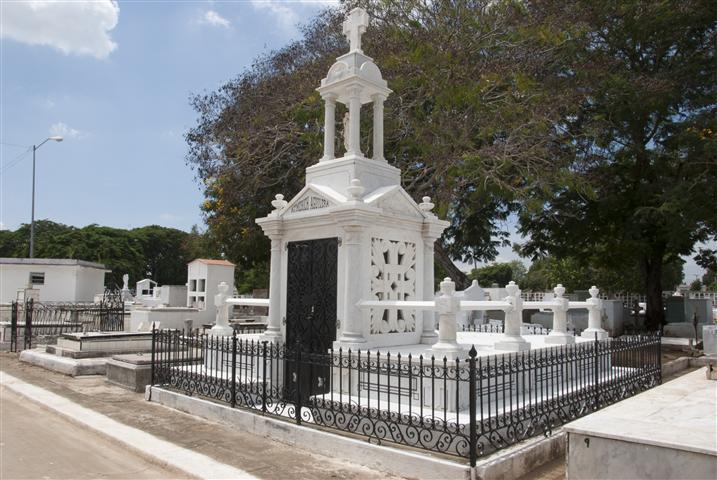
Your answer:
[48,136,63,142]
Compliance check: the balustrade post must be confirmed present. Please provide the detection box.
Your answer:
[494,282,530,352]
[211,282,233,336]
[545,284,575,345]
[431,278,461,359]
[581,286,608,340]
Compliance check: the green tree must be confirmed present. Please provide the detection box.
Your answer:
[521,256,684,293]
[184,1,577,288]
[185,0,716,316]
[0,221,218,289]
[468,260,526,287]
[517,1,716,329]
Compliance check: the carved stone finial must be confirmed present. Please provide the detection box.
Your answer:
[440,277,455,296]
[506,281,520,297]
[419,196,435,213]
[271,194,288,211]
[347,178,365,201]
[589,285,599,298]
[342,8,370,53]
[554,284,565,298]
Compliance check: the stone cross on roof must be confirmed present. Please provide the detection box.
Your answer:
[342,7,370,53]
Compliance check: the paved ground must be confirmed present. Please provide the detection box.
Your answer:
[1,387,188,480]
[0,352,403,480]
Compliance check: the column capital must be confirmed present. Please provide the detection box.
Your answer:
[322,92,338,103]
[371,92,387,103]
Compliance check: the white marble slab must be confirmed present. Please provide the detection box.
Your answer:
[564,367,717,456]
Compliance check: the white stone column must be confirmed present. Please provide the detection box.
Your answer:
[347,87,362,156]
[420,236,438,344]
[321,94,337,162]
[372,94,385,161]
[432,278,461,359]
[581,286,608,340]
[338,225,367,346]
[263,235,283,343]
[494,281,530,351]
[545,284,575,345]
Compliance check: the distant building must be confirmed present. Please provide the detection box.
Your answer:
[0,258,109,303]
[187,259,235,325]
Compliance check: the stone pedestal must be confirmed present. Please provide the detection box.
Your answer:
[703,325,717,356]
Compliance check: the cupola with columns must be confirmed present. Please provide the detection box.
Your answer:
[256,7,449,351]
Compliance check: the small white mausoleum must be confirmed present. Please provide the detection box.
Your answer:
[0,258,109,303]
[187,259,236,325]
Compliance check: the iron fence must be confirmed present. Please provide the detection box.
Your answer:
[151,330,660,464]
[9,295,125,351]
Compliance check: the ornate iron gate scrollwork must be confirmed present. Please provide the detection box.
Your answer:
[285,237,338,400]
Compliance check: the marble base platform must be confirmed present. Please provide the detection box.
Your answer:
[564,367,717,479]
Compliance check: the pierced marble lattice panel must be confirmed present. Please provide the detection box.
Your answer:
[370,238,416,334]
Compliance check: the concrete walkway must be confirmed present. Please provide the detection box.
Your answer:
[1,387,188,480]
[0,353,401,480]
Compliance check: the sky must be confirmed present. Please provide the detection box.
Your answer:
[1,0,335,232]
[0,1,711,281]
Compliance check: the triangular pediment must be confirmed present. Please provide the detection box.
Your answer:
[365,186,424,219]
[282,184,344,216]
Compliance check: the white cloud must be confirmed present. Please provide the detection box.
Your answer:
[250,0,299,33]
[49,122,86,140]
[1,1,119,59]
[201,9,230,28]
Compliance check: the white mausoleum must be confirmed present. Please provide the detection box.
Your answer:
[187,259,235,325]
[0,258,108,303]
[255,8,449,352]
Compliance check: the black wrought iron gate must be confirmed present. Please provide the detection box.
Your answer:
[285,237,338,400]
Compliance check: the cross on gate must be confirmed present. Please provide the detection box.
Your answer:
[342,8,369,53]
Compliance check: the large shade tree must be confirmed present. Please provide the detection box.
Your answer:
[517,0,717,329]
[185,0,578,288]
[186,0,716,328]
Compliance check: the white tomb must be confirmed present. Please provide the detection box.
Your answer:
[187,259,236,326]
[255,7,449,351]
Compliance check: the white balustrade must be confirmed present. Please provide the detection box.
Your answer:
[217,279,610,351]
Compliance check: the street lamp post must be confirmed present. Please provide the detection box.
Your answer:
[29,136,63,258]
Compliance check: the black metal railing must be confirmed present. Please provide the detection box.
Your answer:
[151,329,661,464]
[9,297,125,351]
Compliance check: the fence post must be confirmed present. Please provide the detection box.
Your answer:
[24,298,33,350]
[262,340,268,415]
[151,325,156,386]
[468,345,478,468]
[657,331,662,385]
[10,301,17,353]
[295,339,302,425]
[593,332,599,411]
[231,330,237,408]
